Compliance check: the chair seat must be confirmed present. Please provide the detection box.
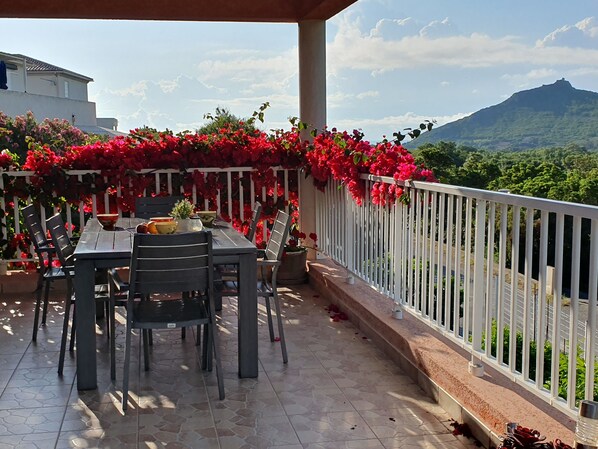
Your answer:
[133,297,209,329]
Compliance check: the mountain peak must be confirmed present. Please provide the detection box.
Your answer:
[552,78,573,89]
[409,80,598,151]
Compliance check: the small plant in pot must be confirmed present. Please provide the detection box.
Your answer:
[170,199,203,232]
[278,224,318,284]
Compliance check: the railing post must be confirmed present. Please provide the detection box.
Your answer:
[392,194,404,319]
[470,199,486,377]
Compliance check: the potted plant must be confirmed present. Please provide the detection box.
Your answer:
[277,224,318,285]
[169,198,203,232]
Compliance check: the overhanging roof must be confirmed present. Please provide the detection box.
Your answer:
[0,0,358,22]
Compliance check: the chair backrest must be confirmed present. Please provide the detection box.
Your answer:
[246,202,262,242]
[46,214,75,269]
[135,196,184,219]
[22,204,50,255]
[128,232,213,297]
[264,210,292,262]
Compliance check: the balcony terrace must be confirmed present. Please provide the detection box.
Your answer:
[1,165,592,448]
[0,272,483,449]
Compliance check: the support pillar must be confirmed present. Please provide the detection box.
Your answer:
[298,20,326,260]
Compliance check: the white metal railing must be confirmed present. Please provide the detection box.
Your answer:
[315,174,598,418]
[0,167,298,263]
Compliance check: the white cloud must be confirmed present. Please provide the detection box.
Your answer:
[369,18,421,40]
[195,48,298,95]
[331,112,469,140]
[420,17,459,39]
[539,17,598,48]
[356,90,379,99]
[328,15,598,74]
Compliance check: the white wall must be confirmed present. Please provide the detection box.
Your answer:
[5,65,25,92]
[26,73,89,101]
[0,90,97,126]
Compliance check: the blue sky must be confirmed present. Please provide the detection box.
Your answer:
[1,0,597,141]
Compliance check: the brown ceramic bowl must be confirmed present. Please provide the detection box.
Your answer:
[96,213,119,230]
[155,220,177,234]
[150,216,174,223]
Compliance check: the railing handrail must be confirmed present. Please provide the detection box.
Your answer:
[361,173,598,219]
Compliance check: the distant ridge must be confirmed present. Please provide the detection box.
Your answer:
[409,79,598,151]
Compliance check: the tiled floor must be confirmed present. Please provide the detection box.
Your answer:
[0,282,479,449]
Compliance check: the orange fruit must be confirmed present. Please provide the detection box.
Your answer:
[147,221,158,234]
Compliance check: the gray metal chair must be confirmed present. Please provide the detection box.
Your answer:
[134,195,183,219]
[121,231,224,411]
[22,204,61,342]
[258,210,292,363]
[220,209,292,363]
[46,213,111,375]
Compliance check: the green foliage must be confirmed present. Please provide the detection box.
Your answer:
[485,320,598,404]
[0,111,94,164]
[412,141,598,206]
[197,102,270,135]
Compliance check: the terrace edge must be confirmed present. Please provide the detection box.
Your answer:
[307,258,576,448]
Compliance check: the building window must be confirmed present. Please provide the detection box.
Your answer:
[64,81,69,98]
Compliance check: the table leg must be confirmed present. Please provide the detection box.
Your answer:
[237,252,258,377]
[74,258,97,390]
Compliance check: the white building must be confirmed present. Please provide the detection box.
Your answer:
[0,52,124,136]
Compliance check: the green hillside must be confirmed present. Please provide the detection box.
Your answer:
[409,79,598,151]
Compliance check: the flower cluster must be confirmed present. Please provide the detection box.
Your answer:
[0,110,437,265]
[285,225,318,253]
[0,111,93,163]
[305,128,436,206]
[498,424,571,449]
[0,150,18,170]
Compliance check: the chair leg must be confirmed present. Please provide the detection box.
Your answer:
[201,323,209,370]
[58,283,73,376]
[265,296,275,342]
[69,304,77,352]
[105,302,111,340]
[181,327,186,339]
[110,300,117,381]
[195,324,201,346]
[41,277,51,326]
[122,317,133,412]
[272,292,288,364]
[32,277,45,342]
[142,329,150,371]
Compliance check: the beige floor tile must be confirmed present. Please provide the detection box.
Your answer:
[0,431,58,449]
[289,411,377,444]
[0,406,64,435]
[0,285,481,448]
[278,387,355,415]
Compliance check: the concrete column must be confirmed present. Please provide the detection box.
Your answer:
[298,20,326,260]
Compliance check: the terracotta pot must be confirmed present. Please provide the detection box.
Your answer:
[277,249,308,285]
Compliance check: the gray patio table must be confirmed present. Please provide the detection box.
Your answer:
[73,217,258,390]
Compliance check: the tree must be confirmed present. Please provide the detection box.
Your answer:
[413,141,467,184]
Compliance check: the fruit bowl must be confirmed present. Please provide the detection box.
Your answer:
[196,210,217,227]
[96,213,119,230]
[154,220,177,234]
[150,216,174,223]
